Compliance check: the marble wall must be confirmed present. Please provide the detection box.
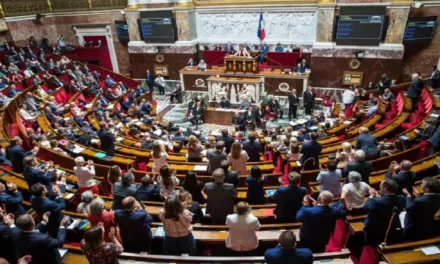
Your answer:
[402,7,440,80]
[316,8,335,43]
[5,12,131,75]
[174,10,197,41]
[125,12,141,41]
[385,7,410,44]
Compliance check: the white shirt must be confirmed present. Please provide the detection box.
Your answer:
[152,152,168,173]
[342,90,355,105]
[19,109,34,121]
[74,165,96,188]
[342,182,370,208]
[226,213,260,251]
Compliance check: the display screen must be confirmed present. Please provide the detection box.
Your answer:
[404,16,437,42]
[335,7,386,46]
[115,21,129,40]
[138,11,176,43]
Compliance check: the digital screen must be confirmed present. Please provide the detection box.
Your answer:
[138,11,176,43]
[404,16,437,42]
[115,21,129,40]
[336,15,385,45]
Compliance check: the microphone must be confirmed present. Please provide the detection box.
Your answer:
[381,206,399,248]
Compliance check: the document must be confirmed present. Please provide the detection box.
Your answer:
[421,246,440,255]
[194,165,207,171]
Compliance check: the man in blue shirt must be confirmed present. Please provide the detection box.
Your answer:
[275,43,283,52]
[265,230,313,264]
[296,191,337,253]
[104,74,115,86]
[260,43,269,63]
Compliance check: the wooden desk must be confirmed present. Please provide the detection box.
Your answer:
[224,55,257,73]
[203,108,244,125]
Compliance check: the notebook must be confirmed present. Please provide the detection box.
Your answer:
[94,152,106,158]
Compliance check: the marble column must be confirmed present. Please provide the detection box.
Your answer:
[126,11,141,41]
[316,7,335,43]
[385,7,410,44]
[174,9,197,41]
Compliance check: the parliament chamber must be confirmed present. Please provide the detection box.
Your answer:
[0,0,440,264]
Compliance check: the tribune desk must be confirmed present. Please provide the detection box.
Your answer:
[203,107,245,125]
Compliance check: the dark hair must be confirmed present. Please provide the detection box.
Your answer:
[250,166,262,181]
[108,165,121,184]
[327,160,337,172]
[220,159,229,174]
[393,139,405,151]
[235,201,250,215]
[141,176,150,187]
[30,183,45,197]
[248,134,256,142]
[164,196,184,221]
[382,178,398,194]
[16,214,34,231]
[160,165,173,190]
[423,177,440,193]
[121,172,134,186]
[84,226,104,251]
[279,230,297,250]
[182,171,198,195]
[221,129,228,137]
[310,132,318,141]
[216,141,225,150]
[287,172,300,186]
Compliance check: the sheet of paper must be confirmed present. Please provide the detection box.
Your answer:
[194,165,207,171]
[201,208,207,215]
[67,219,79,230]
[421,246,440,255]
[155,226,165,237]
[71,146,85,153]
[90,139,100,144]
[65,193,74,199]
[399,211,406,228]
[58,249,68,258]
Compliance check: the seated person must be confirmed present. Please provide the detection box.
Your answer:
[137,175,161,201]
[292,62,305,74]
[105,75,116,86]
[219,96,231,109]
[197,59,207,71]
[233,111,246,132]
[275,43,283,52]
[170,83,182,103]
[239,98,251,110]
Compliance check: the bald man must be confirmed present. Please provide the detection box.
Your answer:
[296,191,338,253]
[386,160,415,195]
[407,72,424,110]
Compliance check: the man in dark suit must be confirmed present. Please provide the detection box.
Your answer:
[427,65,440,88]
[407,73,424,110]
[203,168,237,224]
[296,191,337,253]
[386,160,415,196]
[221,160,239,188]
[243,134,261,162]
[269,96,282,121]
[186,58,196,67]
[299,132,322,169]
[356,127,378,160]
[403,177,440,241]
[254,105,266,128]
[233,111,246,132]
[145,69,155,93]
[377,73,391,95]
[12,212,67,264]
[113,172,144,210]
[265,230,313,264]
[296,128,310,143]
[303,86,315,115]
[272,172,307,223]
[288,89,299,120]
[364,179,406,245]
[6,136,38,173]
[188,101,204,129]
[343,149,373,185]
[114,196,153,253]
[0,211,17,263]
[97,121,115,156]
[219,96,231,109]
[0,182,25,218]
[216,129,234,154]
[170,83,182,103]
[244,105,256,130]
[206,141,227,174]
[30,183,65,239]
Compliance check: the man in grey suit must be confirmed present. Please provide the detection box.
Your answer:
[206,141,227,174]
[203,168,237,224]
[112,172,145,210]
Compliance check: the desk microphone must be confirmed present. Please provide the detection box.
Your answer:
[381,206,399,248]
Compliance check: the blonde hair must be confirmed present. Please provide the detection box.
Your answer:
[178,191,193,208]
[290,143,300,154]
[359,127,369,134]
[230,141,242,160]
[341,142,352,153]
[152,141,162,159]
[187,135,198,151]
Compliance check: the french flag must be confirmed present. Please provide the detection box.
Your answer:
[257,12,266,40]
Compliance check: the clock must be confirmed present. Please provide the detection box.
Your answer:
[156,54,164,63]
[349,58,361,70]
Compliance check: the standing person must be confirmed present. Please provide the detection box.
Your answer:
[206,141,227,174]
[272,172,307,223]
[114,197,153,253]
[186,135,203,162]
[265,230,314,264]
[145,69,155,93]
[88,198,119,243]
[355,127,378,160]
[340,171,370,215]
[228,142,249,175]
[377,73,391,95]
[159,196,196,255]
[157,165,180,199]
[386,160,415,195]
[151,141,168,174]
[155,74,166,95]
[203,168,237,224]
[243,134,261,162]
[107,165,122,195]
[407,73,424,110]
[80,225,123,264]
[182,171,205,204]
[316,160,342,197]
[342,87,355,110]
[343,149,373,184]
[299,132,322,169]
[97,122,115,156]
[74,156,98,194]
[288,89,299,120]
[363,179,406,245]
[216,129,234,154]
[112,172,144,210]
[7,136,38,173]
[296,191,337,253]
[303,86,315,115]
[246,166,268,205]
[0,183,25,217]
[179,191,204,224]
[226,202,260,253]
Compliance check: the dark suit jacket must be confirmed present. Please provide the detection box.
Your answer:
[204,182,236,223]
[216,135,235,154]
[269,100,280,112]
[112,182,144,210]
[31,196,65,238]
[364,195,406,245]
[299,141,322,165]
[407,78,424,98]
[296,205,337,252]
[12,223,66,264]
[233,115,246,130]
[303,91,315,105]
[0,223,16,263]
[23,166,55,194]
[224,171,239,188]
[356,133,378,156]
[114,209,153,253]
[343,160,373,185]
[97,129,115,154]
[243,140,262,162]
[244,110,255,122]
[404,194,440,240]
[0,191,25,217]
[288,94,299,107]
[273,185,307,223]
[192,107,204,118]
[265,245,314,264]
[386,171,415,195]
[297,134,310,143]
[6,145,33,173]
[219,100,231,109]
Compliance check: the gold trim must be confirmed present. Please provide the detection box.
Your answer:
[390,0,412,2]
[176,0,195,8]
[47,0,53,13]
[193,0,317,6]
[318,0,335,4]
[88,0,92,10]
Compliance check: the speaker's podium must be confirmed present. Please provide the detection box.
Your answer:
[224,55,258,74]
